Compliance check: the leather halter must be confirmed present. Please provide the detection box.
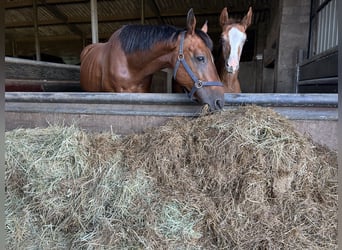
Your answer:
[173,31,223,101]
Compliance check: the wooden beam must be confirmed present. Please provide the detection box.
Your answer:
[5,1,85,38]
[5,0,87,9]
[6,34,84,42]
[40,0,84,37]
[5,11,160,28]
[5,32,108,43]
[5,4,269,29]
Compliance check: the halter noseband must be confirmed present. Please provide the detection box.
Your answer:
[173,31,223,101]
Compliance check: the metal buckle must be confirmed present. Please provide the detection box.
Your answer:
[178,53,184,61]
[195,80,203,88]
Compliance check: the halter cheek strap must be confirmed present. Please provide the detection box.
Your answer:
[173,31,223,101]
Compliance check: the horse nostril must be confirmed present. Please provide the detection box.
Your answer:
[215,99,223,110]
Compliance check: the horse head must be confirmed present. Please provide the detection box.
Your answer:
[219,7,252,74]
[173,9,225,112]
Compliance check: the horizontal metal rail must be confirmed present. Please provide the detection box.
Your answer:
[5,56,80,69]
[5,103,337,120]
[5,93,338,120]
[297,77,338,86]
[5,92,338,107]
[5,92,338,150]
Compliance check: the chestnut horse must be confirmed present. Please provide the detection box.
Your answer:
[80,9,224,111]
[216,7,253,93]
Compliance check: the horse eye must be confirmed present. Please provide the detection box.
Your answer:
[196,56,205,63]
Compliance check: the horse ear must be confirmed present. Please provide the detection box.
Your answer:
[241,6,253,30]
[186,8,196,35]
[219,7,229,27]
[201,20,208,33]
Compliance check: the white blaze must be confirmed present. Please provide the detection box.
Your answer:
[227,27,246,71]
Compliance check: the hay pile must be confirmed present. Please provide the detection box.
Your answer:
[5,106,337,249]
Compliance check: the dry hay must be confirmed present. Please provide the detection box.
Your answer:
[5,106,337,249]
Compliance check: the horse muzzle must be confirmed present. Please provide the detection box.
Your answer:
[224,57,239,74]
[225,60,239,73]
[195,85,225,112]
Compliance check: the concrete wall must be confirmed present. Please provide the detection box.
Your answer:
[274,0,311,92]
[261,0,311,93]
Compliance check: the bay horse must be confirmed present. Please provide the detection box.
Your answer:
[80,9,224,111]
[216,7,253,93]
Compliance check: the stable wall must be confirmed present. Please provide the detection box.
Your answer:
[274,0,311,92]
[261,0,311,93]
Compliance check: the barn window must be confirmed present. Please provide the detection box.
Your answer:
[296,0,338,93]
[308,0,338,58]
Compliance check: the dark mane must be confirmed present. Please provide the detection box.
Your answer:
[117,24,213,54]
[118,25,180,54]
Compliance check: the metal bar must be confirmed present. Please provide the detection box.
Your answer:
[32,0,41,61]
[5,92,338,107]
[332,0,336,46]
[5,92,192,105]
[324,3,329,50]
[328,1,333,49]
[224,94,337,106]
[335,0,338,46]
[297,77,338,85]
[5,79,80,85]
[4,102,338,120]
[308,0,338,58]
[5,102,202,117]
[5,56,80,69]
[90,0,98,43]
[317,10,322,54]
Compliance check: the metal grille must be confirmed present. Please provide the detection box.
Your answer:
[308,0,338,57]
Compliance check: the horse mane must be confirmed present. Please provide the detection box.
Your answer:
[117,24,213,54]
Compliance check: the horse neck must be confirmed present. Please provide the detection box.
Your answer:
[216,51,241,93]
[125,42,177,74]
[220,69,241,93]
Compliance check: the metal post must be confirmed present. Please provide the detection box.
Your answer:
[90,0,99,43]
[33,0,41,61]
